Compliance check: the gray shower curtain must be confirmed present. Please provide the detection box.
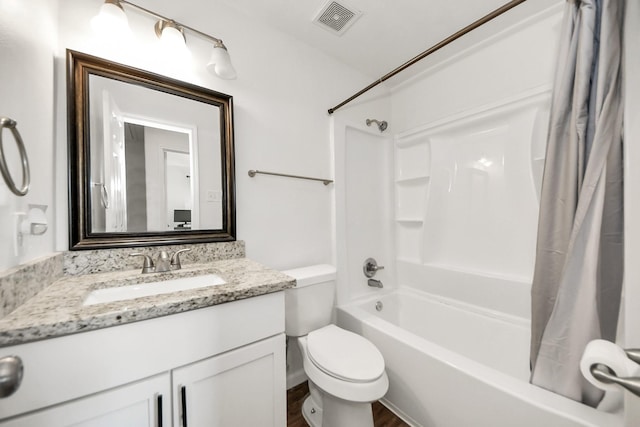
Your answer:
[529,0,624,407]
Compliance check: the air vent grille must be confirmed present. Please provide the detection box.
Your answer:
[314,1,361,35]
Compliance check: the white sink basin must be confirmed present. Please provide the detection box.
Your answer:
[83,274,226,306]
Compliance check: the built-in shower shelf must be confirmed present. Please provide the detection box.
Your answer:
[395,138,430,149]
[395,175,430,184]
[395,218,424,224]
[396,256,423,264]
[396,138,431,182]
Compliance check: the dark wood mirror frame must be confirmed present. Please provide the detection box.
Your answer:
[67,50,236,250]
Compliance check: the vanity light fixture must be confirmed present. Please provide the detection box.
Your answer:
[154,20,190,60]
[206,41,237,80]
[91,0,130,38]
[92,0,237,79]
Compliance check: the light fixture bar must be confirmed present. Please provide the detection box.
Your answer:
[95,0,236,79]
[118,0,226,46]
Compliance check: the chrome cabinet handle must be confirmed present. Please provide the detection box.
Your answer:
[590,363,640,397]
[0,355,24,398]
[0,117,30,196]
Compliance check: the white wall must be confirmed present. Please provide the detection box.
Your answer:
[391,1,563,132]
[623,0,640,422]
[0,0,58,271]
[54,0,377,270]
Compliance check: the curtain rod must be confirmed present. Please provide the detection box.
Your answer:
[327,0,528,115]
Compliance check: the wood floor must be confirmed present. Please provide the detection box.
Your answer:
[287,381,410,427]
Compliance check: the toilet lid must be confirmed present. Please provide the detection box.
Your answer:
[306,325,385,383]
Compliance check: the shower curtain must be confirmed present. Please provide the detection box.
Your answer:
[529,0,624,407]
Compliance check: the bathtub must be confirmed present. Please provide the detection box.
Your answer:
[336,287,622,427]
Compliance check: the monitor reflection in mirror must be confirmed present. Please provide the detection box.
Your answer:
[174,209,191,230]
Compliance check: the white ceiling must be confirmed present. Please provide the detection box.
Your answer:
[219,0,561,87]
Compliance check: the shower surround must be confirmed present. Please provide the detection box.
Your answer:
[329,5,622,426]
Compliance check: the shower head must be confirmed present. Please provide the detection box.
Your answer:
[366,118,388,132]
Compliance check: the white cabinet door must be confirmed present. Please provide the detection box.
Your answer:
[0,374,170,427]
[172,334,286,427]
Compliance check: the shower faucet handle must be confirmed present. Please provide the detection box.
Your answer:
[363,258,384,278]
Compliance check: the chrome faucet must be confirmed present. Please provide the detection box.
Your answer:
[363,258,384,288]
[130,249,191,274]
[155,251,172,272]
[367,278,383,288]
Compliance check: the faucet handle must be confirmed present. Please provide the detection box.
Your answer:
[363,257,384,278]
[130,253,154,274]
[170,249,191,270]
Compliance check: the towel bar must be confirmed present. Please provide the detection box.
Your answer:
[248,169,333,186]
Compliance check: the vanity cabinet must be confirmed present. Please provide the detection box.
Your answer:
[0,292,286,426]
[173,336,284,427]
[1,374,171,427]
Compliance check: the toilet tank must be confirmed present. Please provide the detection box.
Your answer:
[282,264,336,337]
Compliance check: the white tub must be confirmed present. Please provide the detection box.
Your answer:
[336,288,622,427]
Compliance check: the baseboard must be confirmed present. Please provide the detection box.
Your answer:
[287,368,308,390]
[379,397,421,427]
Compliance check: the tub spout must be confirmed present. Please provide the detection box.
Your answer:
[368,278,383,288]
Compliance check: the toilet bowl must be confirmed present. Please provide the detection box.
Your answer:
[283,265,388,427]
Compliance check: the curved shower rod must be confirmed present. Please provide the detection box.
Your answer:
[327,0,528,115]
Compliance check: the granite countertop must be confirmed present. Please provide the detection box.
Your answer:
[0,258,295,347]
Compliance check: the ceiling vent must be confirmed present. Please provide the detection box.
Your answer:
[313,1,362,36]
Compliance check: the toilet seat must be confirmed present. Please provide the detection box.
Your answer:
[298,329,389,403]
[307,325,385,383]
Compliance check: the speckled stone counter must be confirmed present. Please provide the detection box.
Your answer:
[63,241,246,275]
[0,258,294,347]
[0,254,63,319]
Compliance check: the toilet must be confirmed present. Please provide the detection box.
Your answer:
[283,265,388,427]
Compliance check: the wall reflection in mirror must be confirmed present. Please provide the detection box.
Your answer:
[68,50,235,249]
[88,75,222,233]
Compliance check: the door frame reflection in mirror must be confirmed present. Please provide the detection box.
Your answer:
[121,118,201,232]
[67,49,235,250]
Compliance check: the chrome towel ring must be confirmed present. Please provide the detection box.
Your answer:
[0,117,30,196]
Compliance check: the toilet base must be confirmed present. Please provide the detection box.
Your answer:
[301,387,374,427]
[302,395,323,427]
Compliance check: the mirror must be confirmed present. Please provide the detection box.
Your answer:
[67,50,235,249]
